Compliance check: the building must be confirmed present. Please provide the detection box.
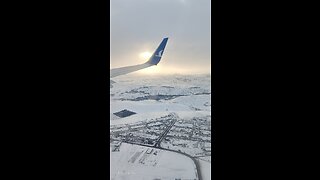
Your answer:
[110,141,122,152]
[146,148,153,154]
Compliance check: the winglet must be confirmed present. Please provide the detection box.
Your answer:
[146,38,169,65]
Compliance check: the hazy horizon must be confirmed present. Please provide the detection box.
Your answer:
[111,0,211,75]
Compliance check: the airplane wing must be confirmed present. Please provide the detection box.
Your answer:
[110,38,168,78]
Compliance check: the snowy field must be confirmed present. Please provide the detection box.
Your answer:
[196,158,211,180]
[110,74,211,125]
[111,143,198,180]
[110,74,211,180]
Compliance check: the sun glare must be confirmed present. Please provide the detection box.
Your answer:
[139,51,152,60]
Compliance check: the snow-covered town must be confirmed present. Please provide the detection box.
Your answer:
[110,113,211,158]
[110,75,211,180]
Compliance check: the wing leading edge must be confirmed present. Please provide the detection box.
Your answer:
[110,38,168,78]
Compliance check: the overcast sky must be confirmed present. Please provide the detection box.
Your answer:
[111,0,211,75]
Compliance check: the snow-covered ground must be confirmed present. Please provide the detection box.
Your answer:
[111,74,210,125]
[110,74,211,180]
[196,158,211,180]
[111,143,198,180]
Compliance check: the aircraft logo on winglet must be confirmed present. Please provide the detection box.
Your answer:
[155,50,164,57]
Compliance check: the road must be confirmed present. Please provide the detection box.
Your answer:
[154,118,177,148]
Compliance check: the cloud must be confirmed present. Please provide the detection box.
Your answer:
[111,0,211,74]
